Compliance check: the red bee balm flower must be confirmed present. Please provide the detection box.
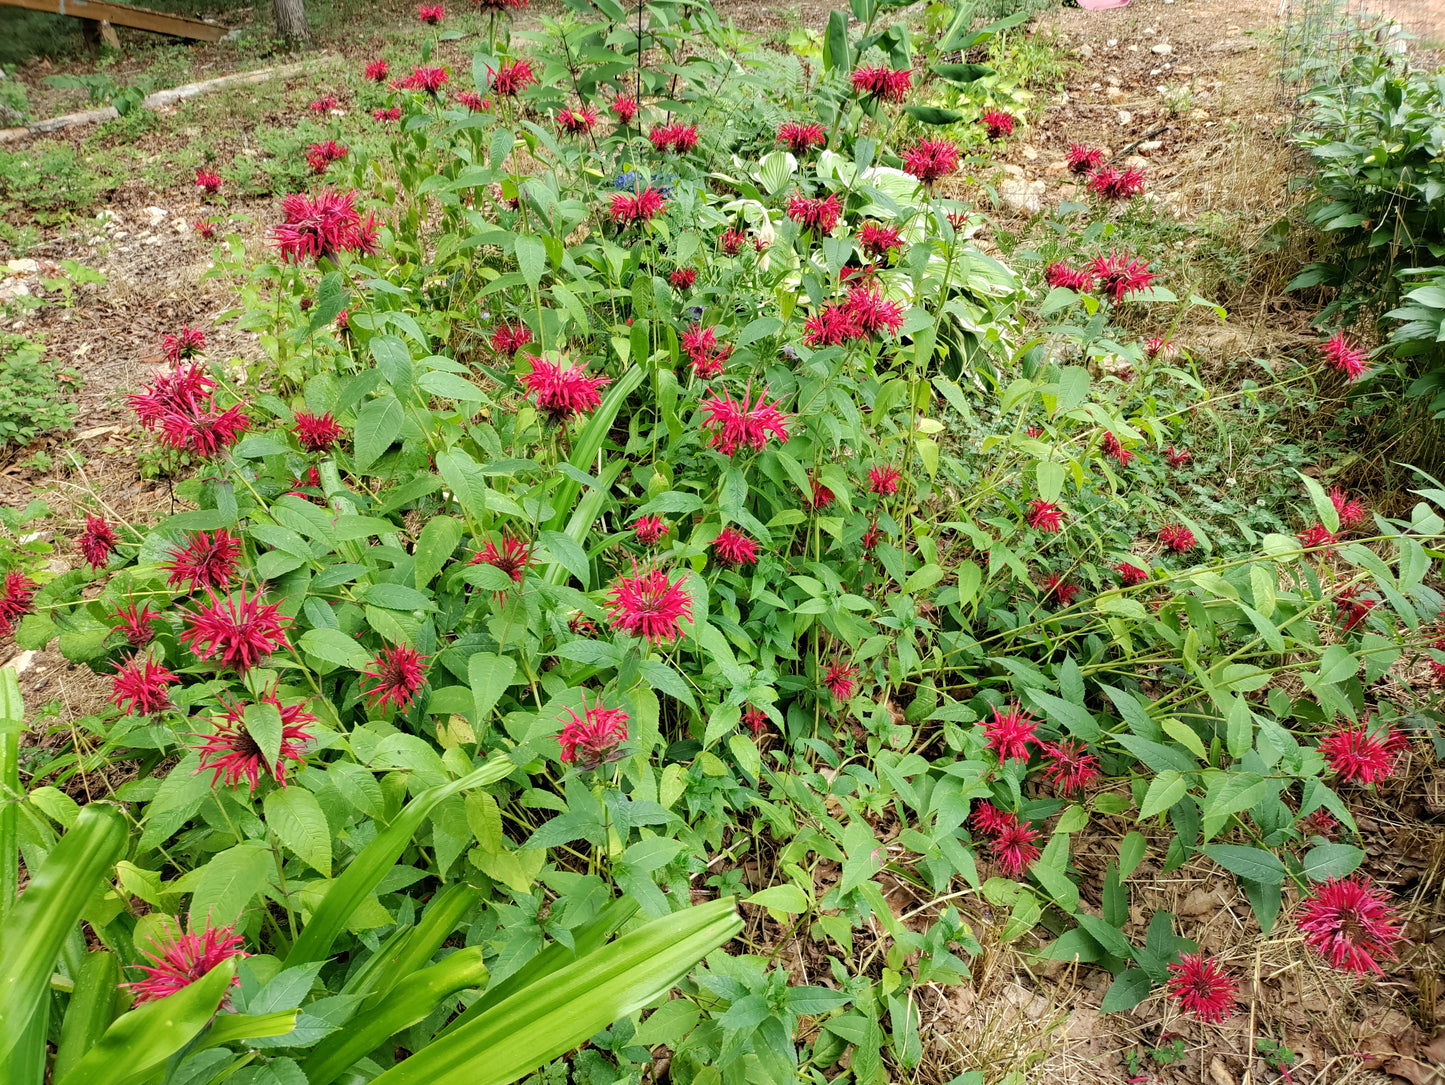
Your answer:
[492,58,536,96]
[293,410,345,453]
[857,221,904,260]
[1045,261,1095,292]
[179,586,291,673]
[1318,716,1405,784]
[803,303,862,348]
[162,326,207,363]
[399,66,449,95]
[1164,445,1192,468]
[374,107,401,123]
[712,527,758,568]
[681,324,732,379]
[194,691,314,790]
[1298,522,1339,554]
[777,121,825,154]
[902,139,960,186]
[1302,808,1339,839]
[850,65,912,104]
[124,925,247,1006]
[1320,332,1368,382]
[361,644,429,711]
[1043,572,1080,607]
[868,464,901,496]
[1039,740,1101,797]
[1101,430,1136,466]
[1144,336,1177,360]
[1158,522,1196,553]
[305,141,348,174]
[742,706,769,736]
[309,94,338,112]
[611,96,638,123]
[195,169,222,195]
[719,229,746,256]
[417,3,444,21]
[634,515,668,545]
[979,109,1015,140]
[1116,561,1150,586]
[194,220,217,239]
[77,514,119,570]
[647,121,699,153]
[990,817,1041,877]
[984,702,1037,763]
[1297,877,1405,975]
[112,602,159,647]
[273,189,379,263]
[1088,249,1154,303]
[610,186,667,226]
[824,659,859,700]
[1330,487,1368,529]
[1166,953,1237,1023]
[522,355,611,423]
[669,267,696,290]
[1026,499,1065,533]
[163,529,242,594]
[455,92,487,112]
[557,105,598,133]
[605,564,692,642]
[365,58,390,82]
[558,699,629,769]
[807,476,835,510]
[1066,142,1105,173]
[490,323,534,355]
[109,655,179,716]
[470,533,535,583]
[1087,164,1146,199]
[862,522,883,551]
[786,192,843,233]
[699,383,791,456]
[0,571,36,637]
[971,801,1010,837]
[845,286,904,337]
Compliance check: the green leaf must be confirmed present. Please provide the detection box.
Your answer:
[903,105,965,126]
[1138,771,1187,820]
[468,652,518,724]
[53,951,120,1080]
[1099,967,1152,1014]
[822,8,849,71]
[353,397,404,471]
[745,884,809,913]
[1297,470,1340,533]
[1317,644,1358,685]
[514,235,547,292]
[299,628,374,671]
[1118,831,1147,878]
[188,843,273,929]
[1301,843,1365,881]
[1200,844,1285,886]
[245,701,282,774]
[415,516,463,589]
[418,370,488,401]
[538,530,590,588]
[930,62,993,85]
[264,788,332,876]
[0,804,125,1063]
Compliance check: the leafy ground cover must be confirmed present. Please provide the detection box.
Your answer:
[1,0,1443,1082]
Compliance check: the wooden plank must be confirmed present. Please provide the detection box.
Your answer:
[0,0,227,40]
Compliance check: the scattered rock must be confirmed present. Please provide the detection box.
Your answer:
[1188,108,1210,122]
[1021,146,1038,161]
[1059,183,1077,198]
[1127,44,1138,51]
[1001,163,1025,178]
[1107,86,1125,103]
[1117,110,1133,125]
[999,178,1044,216]
[1107,38,1117,46]
[145,206,168,225]
[1138,140,1163,153]
[2,651,37,675]
[5,258,38,275]
[1124,154,1149,171]
[1152,42,1173,55]
[1077,43,1093,59]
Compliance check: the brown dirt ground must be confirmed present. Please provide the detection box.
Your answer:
[2,0,1443,1081]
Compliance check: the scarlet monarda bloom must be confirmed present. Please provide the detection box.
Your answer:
[162,326,207,363]
[456,91,487,111]
[1298,522,1339,555]
[373,107,402,123]
[273,189,380,263]
[862,522,882,551]
[492,58,537,96]
[611,95,638,124]
[522,355,611,423]
[902,139,960,186]
[306,141,348,173]
[712,526,758,568]
[1066,142,1105,173]
[194,690,314,790]
[984,702,1037,763]
[1144,336,1176,360]
[1297,876,1405,975]
[399,66,449,95]
[1101,430,1136,466]
[850,65,912,104]
[1043,572,1080,607]
[491,323,533,355]
[77,514,119,570]
[824,658,859,700]
[1045,261,1095,292]
[868,464,902,496]
[1318,716,1404,784]
[159,403,251,460]
[558,699,629,769]
[1335,585,1376,631]
[163,528,242,594]
[112,601,159,647]
[634,515,668,545]
[647,121,700,153]
[179,586,291,673]
[699,383,791,456]
[0,571,36,637]
[610,186,667,226]
[719,228,746,256]
[1087,164,1145,200]
[1164,444,1192,468]
[605,564,692,642]
[1320,331,1368,382]
[109,655,179,716]
[742,706,769,736]
[195,168,222,195]
[293,410,345,453]
[807,476,835,510]
[194,219,217,239]
[1330,488,1368,529]
[309,93,338,112]
[1158,521,1196,553]
[979,109,1015,140]
[1116,561,1149,586]
[990,816,1041,877]
[857,221,903,260]
[777,121,825,154]
[557,105,598,133]
[846,286,904,337]
[803,303,861,348]
[786,192,843,233]
[364,57,390,82]
[124,924,247,1005]
[416,3,444,21]
[470,533,535,584]
[1089,249,1154,302]
[1026,499,1064,533]
[474,0,527,11]
[361,644,429,711]
[1302,807,1339,839]
[681,324,732,379]
[1039,740,1101,797]
[1166,953,1236,1022]
[669,267,696,290]
[971,801,1009,837]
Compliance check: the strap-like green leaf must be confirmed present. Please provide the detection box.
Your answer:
[0,804,126,1065]
[541,366,645,539]
[359,883,480,1010]
[284,757,512,967]
[53,951,121,1081]
[0,667,22,917]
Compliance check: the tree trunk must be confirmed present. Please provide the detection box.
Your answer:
[273,0,313,48]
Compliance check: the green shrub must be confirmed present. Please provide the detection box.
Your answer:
[0,334,78,446]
